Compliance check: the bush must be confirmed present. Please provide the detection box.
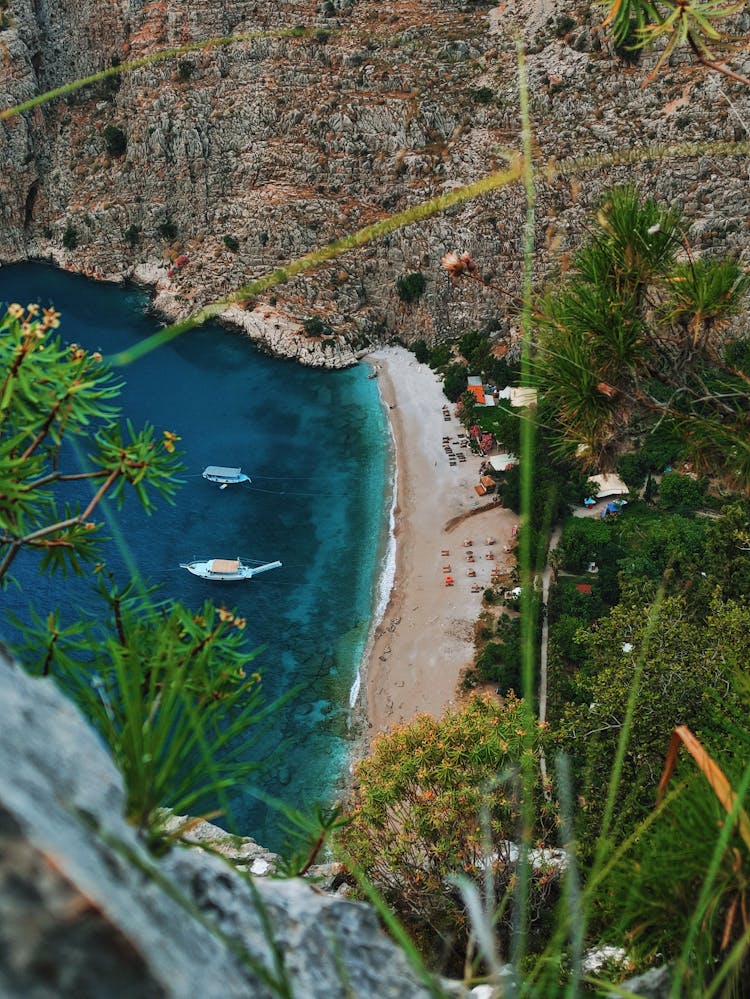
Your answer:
[124,225,140,248]
[103,124,127,157]
[62,223,78,250]
[657,472,705,514]
[303,315,333,338]
[339,694,557,973]
[158,218,178,240]
[223,234,240,252]
[471,86,494,104]
[412,339,430,364]
[442,362,468,402]
[177,60,194,82]
[396,271,427,304]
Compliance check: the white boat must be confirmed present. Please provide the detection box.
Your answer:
[202,465,251,488]
[180,557,282,581]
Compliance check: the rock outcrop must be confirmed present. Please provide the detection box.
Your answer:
[0,649,435,998]
[0,0,748,367]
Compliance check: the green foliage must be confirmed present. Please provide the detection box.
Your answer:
[17,574,274,834]
[656,470,705,513]
[0,306,183,583]
[603,0,749,82]
[557,586,749,840]
[534,188,749,485]
[703,501,750,604]
[103,123,127,157]
[177,60,194,81]
[604,713,750,994]
[303,315,333,338]
[158,217,178,240]
[396,271,427,304]
[428,342,453,369]
[473,614,522,692]
[442,362,468,403]
[223,234,240,252]
[62,222,78,249]
[339,694,557,972]
[471,86,494,104]
[124,224,141,248]
[411,339,430,364]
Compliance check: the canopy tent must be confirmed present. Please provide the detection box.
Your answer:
[489,453,518,473]
[209,558,240,574]
[587,473,629,499]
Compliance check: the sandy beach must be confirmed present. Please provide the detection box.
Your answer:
[363,347,519,739]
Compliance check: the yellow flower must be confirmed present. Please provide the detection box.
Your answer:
[26,303,39,317]
[217,606,233,622]
[7,303,24,318]
[92,351,103,362]
[42,306,61,329]
[233,616,246,630]
[162,429,181,453]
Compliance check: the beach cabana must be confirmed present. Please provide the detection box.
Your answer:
[587,473,629,500]
[489,453,518,473]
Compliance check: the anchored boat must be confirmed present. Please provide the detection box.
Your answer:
[180,557,282,581]
[202,465,251,488]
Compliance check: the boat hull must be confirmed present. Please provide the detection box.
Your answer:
[180,558,282,581]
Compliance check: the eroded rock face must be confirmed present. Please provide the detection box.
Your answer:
[0,1,748,365]
[0,651,434,998]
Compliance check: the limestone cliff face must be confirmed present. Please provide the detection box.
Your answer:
[0,0,749,366]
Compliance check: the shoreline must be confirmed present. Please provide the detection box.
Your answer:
[357,346,519,744]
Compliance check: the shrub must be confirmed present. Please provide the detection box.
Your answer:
[223,234,240,252]
[62,222,78,250]
[124,224,140,248]
[472,86,494,104]
[442,362,469,403]
[103,124,127,157]
[303,315,333,338]
[177,60,194,82]
[396,271,427,304]
[657,471,705,514]
[339,693,557,973]
[412,339,429,364]
[158,217,178,240]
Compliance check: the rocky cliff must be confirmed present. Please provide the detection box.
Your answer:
[0,0,749,366]
[0,648,441,998]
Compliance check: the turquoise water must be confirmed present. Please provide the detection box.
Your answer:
[0,262,392,851]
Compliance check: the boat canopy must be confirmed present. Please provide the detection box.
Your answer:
[204,465,242,479]
[209,558,240,574]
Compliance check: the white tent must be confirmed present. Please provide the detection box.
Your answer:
[489,453,518,473]
[588,473,629,499]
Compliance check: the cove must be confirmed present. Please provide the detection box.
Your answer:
[0,262,392,852]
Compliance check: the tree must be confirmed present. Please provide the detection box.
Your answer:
[556,584,749,842]
[0,305,182,583]
[0,305,275,841]
[338,694,557,972]
[534,188,749,487]
[656,470,705,513]
[103,123,127,157]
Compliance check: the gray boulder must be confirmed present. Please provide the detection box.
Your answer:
[0,650,434,998]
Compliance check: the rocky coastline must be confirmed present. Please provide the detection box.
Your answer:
[2,0,748,373]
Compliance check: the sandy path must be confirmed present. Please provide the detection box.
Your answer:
[362,347,518,739]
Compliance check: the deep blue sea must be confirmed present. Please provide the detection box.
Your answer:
[0,262,392,851]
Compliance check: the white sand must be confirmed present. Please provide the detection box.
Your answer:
[363,347,519,739]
